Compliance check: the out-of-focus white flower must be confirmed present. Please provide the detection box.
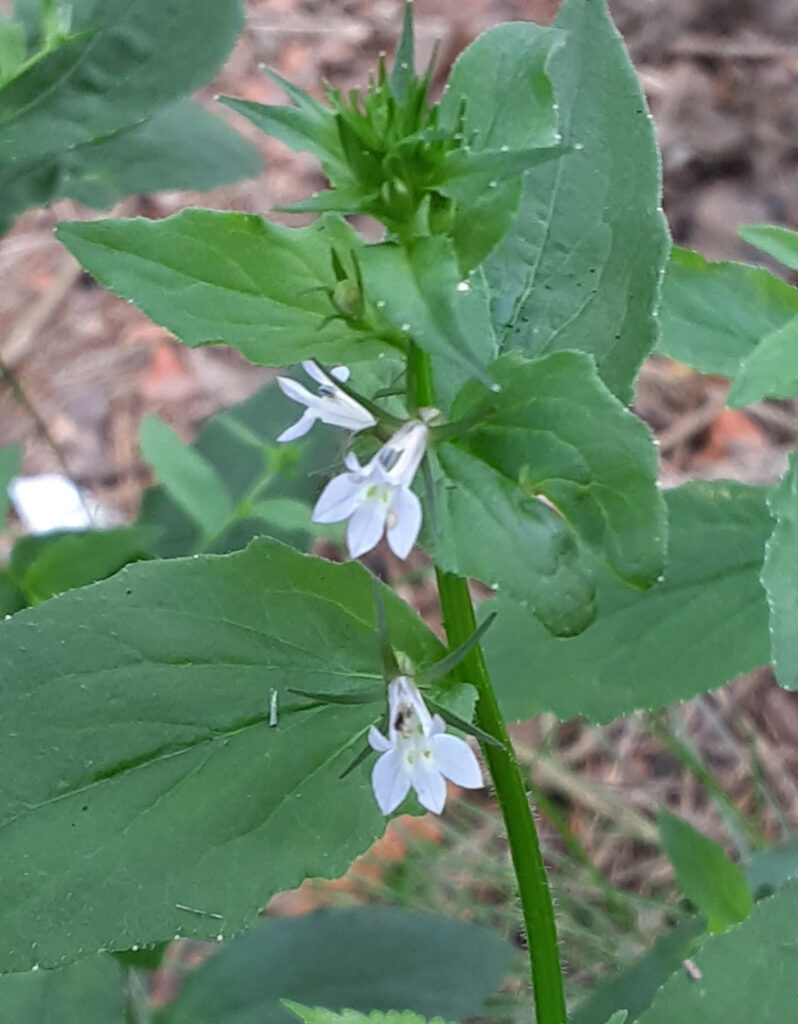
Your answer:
[276,361,376,442]
[312,420,427,559]
[368,676,483,815]
[7,474,106,533]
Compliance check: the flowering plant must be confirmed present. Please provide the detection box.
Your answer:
[2,2,798,1023]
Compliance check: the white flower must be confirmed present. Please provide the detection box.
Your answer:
[8,474,108,533]
[368,676,483,815]
[312,420,427,559]
[276,361,376,442]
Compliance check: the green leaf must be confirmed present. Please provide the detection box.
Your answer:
[56,99,262,210]
[359,236,496,396]
[56,211,382,368]
[9,525,156,604]
[0,0,244,165]
[571,918,705,1024]
[138,378,341,558]
[636,879,798,1023]
[0,570,26,617]
[739,223,798,271]
[285,1006,454,1024]
[0,442,23,520]
[0,159,60,235]
[452,351,666,588]
[657,247,798,377]
[436,23,563,272]
[424,443,596,637]
[156,907,509,1024]
[658,811,753,933]
[0,14,26,80]
[485,0,669,402]
[221,75,346,181]
[484,481,772,723]
[0,954,126,1022]
[746,841,798,900]
[727,315,798,407]
[389,1,415,101]
[762,450,798,690]
[140,415,234,541]
[602,1015,629,1024]
[0,539,444,970]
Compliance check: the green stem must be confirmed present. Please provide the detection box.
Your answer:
[436,569,567,1024]
[407,344,436,416]
[408,340,566,1023]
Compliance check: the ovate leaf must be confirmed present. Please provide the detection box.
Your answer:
[571,918,705,1024]
[424,444,595,637]
[285,1009,454,1024]
[637,880,798,1023]
[57,100,262,210]
[57,211,381,367]
[0,540,444,970]
[485,0,669,401]
[452,352,666,588]
[745,840,798,899]
[484,482,772,723]
[658,811,753,933]
[140,415,234,541]
[762,450,798,689]
[9,525,156,604]
[0,0,244,165]
[727,315,798,407]
[436,23,563,272]
[0,14,26,80]
[739,223,798,271]
[0,954,126,1022]
[157,908,509,1024]
[360,237,496,396]
[657,247,798,377]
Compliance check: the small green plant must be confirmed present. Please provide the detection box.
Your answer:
[2,3,798,1022]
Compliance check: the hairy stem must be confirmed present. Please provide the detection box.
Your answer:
[435,570,567,1024]
[408,341,566,1023]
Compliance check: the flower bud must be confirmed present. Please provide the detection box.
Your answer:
[332,279,362,318]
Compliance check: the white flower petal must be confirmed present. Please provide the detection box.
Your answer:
[432,734,484,789]
[312,473,364,523]
[331,365,351,383]
[386,486,422,559]
[9,474,93,533]
[276,408,318,442]
[347,498,388,558]
[319,400,376,432]
[368,725,392,752]
[301,360,329,386]
[430,713,446,736]
[395,677,434,736]
[410,760,447,814]
[379,421,428,487]
[344,451,363,473]
[372,748,411,814]
[277,376,317,407]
